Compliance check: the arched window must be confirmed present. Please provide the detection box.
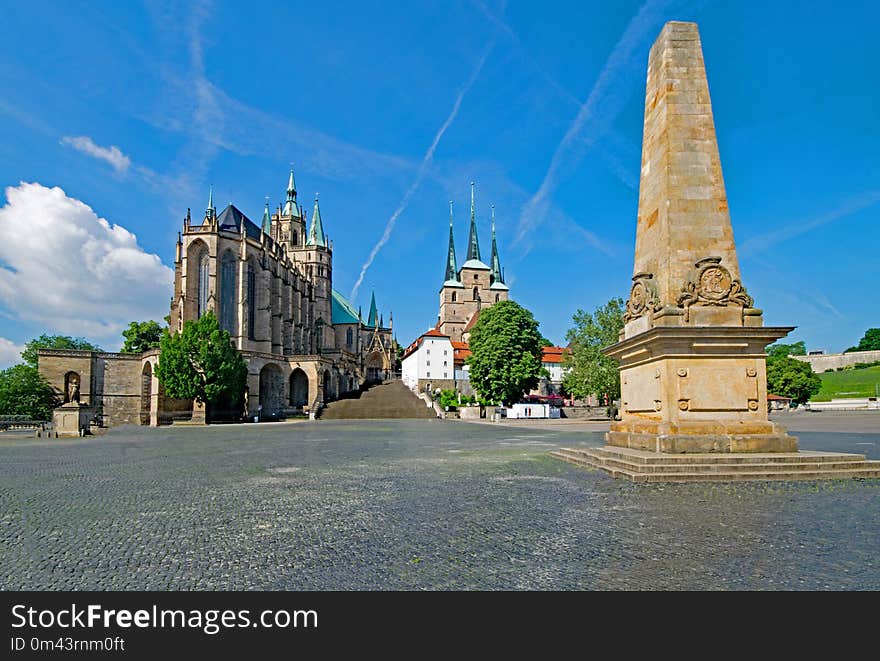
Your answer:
[197,252,210,317]
[346,328,353,347]
[495,294,500,302]
[451,291,457,302]
[473,287,480,301]
[219,252,238,335]
[246,263,256,340]
[291,232,298,246]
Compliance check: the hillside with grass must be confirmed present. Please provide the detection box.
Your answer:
[812,364,880,401]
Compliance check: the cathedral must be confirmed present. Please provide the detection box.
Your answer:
[438,182,509,341]
[38,169,395,428]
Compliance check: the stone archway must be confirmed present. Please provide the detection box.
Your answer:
[140,363,152,425]
[289,368,309,409]
[258,363,284,420]
[366,353,385,383]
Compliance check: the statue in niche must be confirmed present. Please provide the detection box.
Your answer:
[66,373,80,404]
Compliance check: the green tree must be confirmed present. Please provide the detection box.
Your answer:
[766,341,807,359]
[766,355,821,404]
[22,334,102,368]
[154,312,248,420]
[562,297,625,403]
[0,364,59,420]
[121,320,165,354]
[466,300,546,405]
[845,328,880,353]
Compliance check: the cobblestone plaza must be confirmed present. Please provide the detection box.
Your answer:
[1,417,878,590]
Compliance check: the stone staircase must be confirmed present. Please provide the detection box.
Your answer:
[318,380,437,420]
[551,446,880,483]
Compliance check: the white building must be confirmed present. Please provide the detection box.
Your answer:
[401,328,455,393]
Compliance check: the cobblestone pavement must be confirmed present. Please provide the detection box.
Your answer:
[1,420,878,590]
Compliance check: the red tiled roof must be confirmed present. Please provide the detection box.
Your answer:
[541,346,569,364]
[401,328,450,360]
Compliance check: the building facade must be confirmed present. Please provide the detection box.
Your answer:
[438,183,509,342]
[402,184,509,395]
[39,170,395,426]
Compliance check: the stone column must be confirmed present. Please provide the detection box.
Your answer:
[604,21,796,453]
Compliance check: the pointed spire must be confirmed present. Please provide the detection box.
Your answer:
[307,194,327,246]
[444,200,459,283]
[358,305,363,323]
[262,197,271,234]
[367,290,378,328]
[466,181,481,262]
[206,185,215,219]
[283,167,297,215]
[490,204,504,284]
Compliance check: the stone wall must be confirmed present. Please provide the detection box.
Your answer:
[793,350,880,373]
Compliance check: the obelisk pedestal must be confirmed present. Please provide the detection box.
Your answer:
[604,21,796,454]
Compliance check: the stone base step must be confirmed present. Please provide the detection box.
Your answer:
[550,447,880,483]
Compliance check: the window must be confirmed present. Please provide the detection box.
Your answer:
[197,252,210,317]
[473,274,478,280]
[451,291,457,302]
[495,294,500,302]
[346,328,353,347]
[218,252,237,335]
[291,232,297,246]
[473,287,479,301]
[426,349,430,354]
[443,350,447,355]
[427,361,430,366]
[444,373,448,378]
[247,264,256,339]
[426,372,431,378]
[443,361,447,366]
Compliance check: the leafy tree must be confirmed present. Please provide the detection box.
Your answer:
[562,297,625,403]
[22,334,102,368]
[121,320,165,354]
[466,300,546,405]
[0,364,59,420]
[438,389,459,410]
[766,355,821,405]
[845,328,880,353]
[766,341,807,359]
[154,312,248,420]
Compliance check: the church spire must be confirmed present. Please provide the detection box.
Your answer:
[283,167,297,216]
[205,185,215,220]
[490,204,504,284]
[367,290,378,328]
[444,200,459,283]
[466,181,481,262]
[261,197,271,234]
[307,194,327,247]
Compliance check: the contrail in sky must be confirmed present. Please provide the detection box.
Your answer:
[350,42,494,301]
[514,0,675,249]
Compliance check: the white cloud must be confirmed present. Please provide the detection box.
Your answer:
[60,136,131,174]
[0,183,173,344]
[0,337,24,369]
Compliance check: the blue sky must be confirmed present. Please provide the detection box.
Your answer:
[0,0,877,366]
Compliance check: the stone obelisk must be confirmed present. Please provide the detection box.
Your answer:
[604,21,797,453]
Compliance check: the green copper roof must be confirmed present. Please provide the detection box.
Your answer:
[366,290,378,328]
[283,168,298,216]
[308,195,327,247]
[466,181,481,263]
[331,289,360,325]
[206,185,215,218]
[261,199,271,234]
[489,204,504,285]
[444,200,459,284]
